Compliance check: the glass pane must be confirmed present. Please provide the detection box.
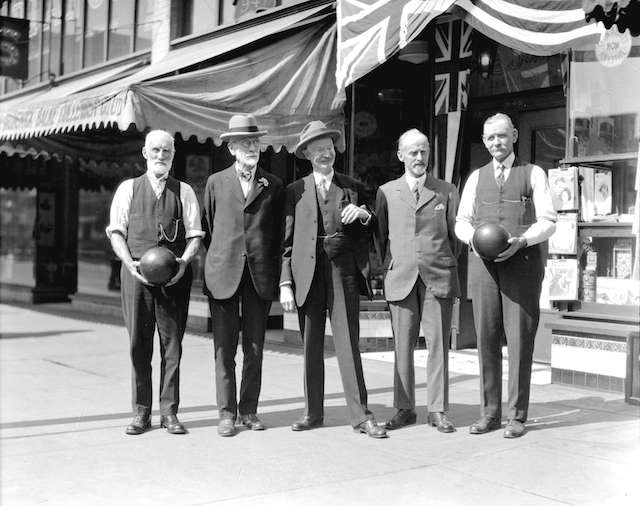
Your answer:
[0,188,36,287]
[27,0,42,83]
[62,0,83,74]
[10,0,25,17]
[569,40,640,158]
[532,127,565,171]
[42,0,62,78]
[108,0,134,59]
[189,0,218,35]
[84,0,108,67]
[134,0,153,51]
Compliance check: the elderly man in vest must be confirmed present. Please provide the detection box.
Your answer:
[202,114,284,437]
[280,120,387,439]
[455,113,556,438]
[107,130,203,435]
[375,129,461,434]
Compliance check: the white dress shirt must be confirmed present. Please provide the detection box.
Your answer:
[236,165,256,198]
[455,152,556,246]
[106,171,204,240]
[404,173,426,197]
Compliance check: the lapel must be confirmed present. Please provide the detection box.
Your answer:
[244,167,266,209]
[416,174,436,211]
[225,165,245,206]
[332,172,355,204]
[394,176,417,209]
[301,173,318,222]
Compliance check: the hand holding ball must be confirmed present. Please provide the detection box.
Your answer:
[139,246,178,285]
[472,223,510,260]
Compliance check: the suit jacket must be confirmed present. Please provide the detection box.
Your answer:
[203,165,284,300]
[375,173,461,301]
[280,172,373,307]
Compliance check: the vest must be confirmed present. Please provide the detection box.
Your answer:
[316,182,351,259]
[126,175,187,258]
[473,162,536,237]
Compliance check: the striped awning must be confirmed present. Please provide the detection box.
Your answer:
[336,0,605,90]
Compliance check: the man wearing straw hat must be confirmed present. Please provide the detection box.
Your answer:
[202,114,284,437]
[279,120,387,439]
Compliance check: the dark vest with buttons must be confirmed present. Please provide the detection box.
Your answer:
[316,182,351,259]
[126,175,187,258]
[473,161,536,237]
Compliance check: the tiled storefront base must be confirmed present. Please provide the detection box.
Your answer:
[551,333,627,393]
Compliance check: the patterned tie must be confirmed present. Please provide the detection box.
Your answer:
[496,164,506,188]
[238,169,252,182]
[413,180,420,202]
[317,177,327,200]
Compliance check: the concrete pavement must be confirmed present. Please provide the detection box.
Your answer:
[1,303,639,506]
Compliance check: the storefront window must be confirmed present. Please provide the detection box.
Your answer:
[134,0,153,51]
[26,0,42,82]
[43,0,62,77]
[107,0,134,59]
[83,0,108,67]
[0,188,37,287]
[62,0,83,73]
[569,37,640,159]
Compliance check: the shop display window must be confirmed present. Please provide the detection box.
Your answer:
[0,188,36,286]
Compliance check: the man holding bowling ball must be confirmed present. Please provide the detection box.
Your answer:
[107,130,203,435]
[455,113,556,438]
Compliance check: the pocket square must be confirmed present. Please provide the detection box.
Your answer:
[434,203,445,211]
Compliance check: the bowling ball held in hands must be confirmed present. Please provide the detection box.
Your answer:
[472,223,510,260]
[139,246,178,285]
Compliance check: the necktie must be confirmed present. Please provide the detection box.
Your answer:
[413,181,420,202]
[317,177,327,200]
[496,164,506,188]
[239,170,252,182]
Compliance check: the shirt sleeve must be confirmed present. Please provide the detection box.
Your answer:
[455,169,479,245]
[179,182,205,239]
[105,179,134,239]
[522,165,557,245]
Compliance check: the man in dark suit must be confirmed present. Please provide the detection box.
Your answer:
[107,130,203,435]
[279,120,387,439]
[375,129,461,433]
[456,113,556,438]
[202,114,284,437]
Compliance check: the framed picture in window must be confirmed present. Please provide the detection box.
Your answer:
[546,258,579,301]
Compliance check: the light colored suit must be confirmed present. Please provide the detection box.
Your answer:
[375,173,460,412]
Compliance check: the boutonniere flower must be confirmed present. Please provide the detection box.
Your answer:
[258,177,269,187]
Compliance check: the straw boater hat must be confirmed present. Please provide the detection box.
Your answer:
[294,120,341,158]
[220,114,267,140]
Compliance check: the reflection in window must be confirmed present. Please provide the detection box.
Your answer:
[26,0,42,82]
[44,0,62,77]
[135,0,153,51]
[569,42,640,159]
[62,0,84,73]
[0,189,36,287]
[108,0,134,59]
[533,127,565,171]
[84,0,108,67]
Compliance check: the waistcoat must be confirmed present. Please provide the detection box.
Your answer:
[126,175,186,258]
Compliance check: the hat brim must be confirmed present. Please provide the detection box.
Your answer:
[220,130,267,140]
[294,129,341,158]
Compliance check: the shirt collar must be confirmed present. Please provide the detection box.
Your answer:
[405,172,426,189]
[313,169,334,186]
[493,152,515,171]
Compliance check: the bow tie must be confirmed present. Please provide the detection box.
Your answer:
[238,170,253,182]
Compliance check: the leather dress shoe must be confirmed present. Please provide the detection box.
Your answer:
[291,416,323,431]
[427,412,455,433]
[125,414,151,435]
[469,416,501,434]
[503,419,526,438]
[354,419,388,439]
[160,414,186,434]
[240,414,266,431]
[217,418,237,437]
[384,409,416,431]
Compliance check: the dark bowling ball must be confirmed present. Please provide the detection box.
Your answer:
[472,223,510,260]
[139,246,178,285]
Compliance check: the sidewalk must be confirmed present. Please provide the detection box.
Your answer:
[1,303,638,506]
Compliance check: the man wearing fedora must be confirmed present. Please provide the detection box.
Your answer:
[202,114,284,437]
[279,120,387,439]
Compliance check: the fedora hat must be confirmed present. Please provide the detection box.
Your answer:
[294,120,341,158]
[220,114,267,140]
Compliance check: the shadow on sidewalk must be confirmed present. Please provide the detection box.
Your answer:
[0,329,91,339]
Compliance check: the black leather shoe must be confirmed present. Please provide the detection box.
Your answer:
[125,414,150,435]
[427,412,455,433]
[384,409,417,430]
[240,414,266,431]
[354,419,388,439]
[469,416,501,434]
[291,416,324,431]
[217,418,236,437]
[160,414,186,434]
[503,419,526,438]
